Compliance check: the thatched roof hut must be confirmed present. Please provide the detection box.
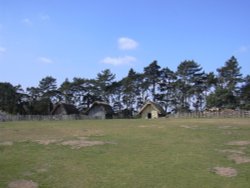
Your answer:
[114,109,134,119]
[138,101,166,119]
[86,101,113,119]
[51,103,79,115]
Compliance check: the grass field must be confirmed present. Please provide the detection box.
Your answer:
[0,118,250,188]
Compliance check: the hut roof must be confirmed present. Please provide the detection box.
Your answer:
[51,103,79,115]
[138,101,166,115]
[86,101,113,114]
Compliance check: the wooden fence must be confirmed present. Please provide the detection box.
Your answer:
[0,114,93,122]
[167,110,250,119]
[1,110,250,122]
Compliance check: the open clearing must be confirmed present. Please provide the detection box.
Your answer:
[0,118,250,188]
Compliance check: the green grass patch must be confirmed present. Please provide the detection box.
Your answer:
[0,118,250,188]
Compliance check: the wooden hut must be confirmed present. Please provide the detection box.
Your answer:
[138,101,166,119]
[114,109,134,119]
[86,101,113,119]
[51,103,79,115]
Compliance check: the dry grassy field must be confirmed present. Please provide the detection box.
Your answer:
[0,118,250,188]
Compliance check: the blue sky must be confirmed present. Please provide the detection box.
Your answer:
[0,0,250,88]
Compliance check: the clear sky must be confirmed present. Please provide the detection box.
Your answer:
[0,0,250,89]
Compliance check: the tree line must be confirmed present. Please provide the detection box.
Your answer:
[0,56,249,115]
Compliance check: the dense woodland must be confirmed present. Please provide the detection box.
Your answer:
[0,56,250,115]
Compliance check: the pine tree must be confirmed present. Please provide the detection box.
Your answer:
[143,60,161,101]
[207,56,243,109]
[176,60,204,112]
[95,69,116,103]
[240,75,250,110]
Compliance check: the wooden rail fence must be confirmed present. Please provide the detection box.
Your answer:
[168,111,250,118]
[0,114,92,122]
[1,110,250,122]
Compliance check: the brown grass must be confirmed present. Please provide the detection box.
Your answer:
[0,141,13,146]
[31,137,113,149]
[211,167,237,177]
[218,149,245,155]
[8,180,38,188]
[228,154,250,164]
[227,141,250,146]
[222,131,233,135]
[180,125,197,129]
[60,139,107,149]
[219,140,250,164]
[218,125,232,129]
[34,139,61,145]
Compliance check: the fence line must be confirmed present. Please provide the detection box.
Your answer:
[168,110,250,119]
[0,114,93,122]
[1,110,250,122]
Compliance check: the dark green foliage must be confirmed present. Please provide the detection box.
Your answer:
[95,69,116,103]
[28,98,53,115]
[207,56,243,109]
[216,56,242,91]
[176,60,206,112]
[122,69,140,110]
[143,60,161,101]
[206,88,238,109]
[0,56,247,114]
[0,83,21,114]
[59,78,74,104]
[26,76,58,115]
[240,75,250,109]
[157,67,177,110]
[38,76,57,94]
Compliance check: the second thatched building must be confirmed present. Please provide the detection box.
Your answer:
[138,101,166,119]
[85,101,113,119]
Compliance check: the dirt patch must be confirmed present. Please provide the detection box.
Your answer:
[218,149,245,155]
[218,141,250,164]
[223,131,233,135]
[227,141,250,146]
[139,125,148,128]
[77,136,88,140]
[218,125,239,130]
[35,139,61,145]
[0,141,13,146]
[23,171,34,177]
[8,180,38,188]
[211,167,237,177]
[239,147,247,150]
[30,137,114,149]
[218,125,232,129]
[180,125,240,131]
[180,125,198,129]
[180,125,192,129]
[60,139,107,149]
[228,154,250,164]
[36,168,48,173]
[139,125,164,128]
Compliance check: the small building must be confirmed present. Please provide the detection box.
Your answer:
[51,103,79,115]
[114,109,134,119]
[86,101,113,119]
[138,101,166,119]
